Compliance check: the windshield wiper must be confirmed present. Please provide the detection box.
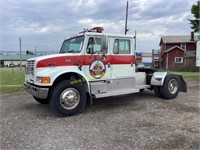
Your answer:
[92,51,98,54]
[68,50,75,53]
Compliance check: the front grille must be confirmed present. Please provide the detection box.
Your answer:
[26,60,35,75]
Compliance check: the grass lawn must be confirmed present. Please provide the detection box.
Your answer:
[0,68,25,93]
[173,72,200,78]
[0,68,199,93]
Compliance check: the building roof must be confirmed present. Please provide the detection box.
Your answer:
[159,35,198,45]
[136,52,142,56]
[184,51,196,57]
[0,54,35,61]
[164,46,185,53]
[142,53,152,57]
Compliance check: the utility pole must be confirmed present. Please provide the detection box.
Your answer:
[134,30,137,50]
[19,37,22,70]
[159,50,162,69]
[35,46,37,56]
[125,0,128,35]
[152,49,154,68]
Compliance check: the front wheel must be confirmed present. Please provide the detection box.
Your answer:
[139,89,145,93]
[160,74,180,99]
[49,80,86,117]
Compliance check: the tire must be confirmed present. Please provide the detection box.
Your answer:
[33,96,49,104]
[139,89,145,93]
[160,74,180,99]
[49,80,86,117]
[154,86,163,98]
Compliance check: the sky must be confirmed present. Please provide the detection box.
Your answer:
[0,0,198,53]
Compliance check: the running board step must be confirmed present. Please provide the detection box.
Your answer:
[135,85,151,89]
[93,88,139,98]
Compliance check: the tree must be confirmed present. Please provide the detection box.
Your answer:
[189,1,200,33]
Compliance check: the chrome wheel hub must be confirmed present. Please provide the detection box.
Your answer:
[168,79,178,94]
[60,88,80,110]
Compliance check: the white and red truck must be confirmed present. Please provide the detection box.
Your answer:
[24,27,187,117]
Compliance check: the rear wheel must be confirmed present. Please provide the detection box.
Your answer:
[154,86,163,98]
[49,80,86,117]
[160,74,180,99]
[33,96,49,104]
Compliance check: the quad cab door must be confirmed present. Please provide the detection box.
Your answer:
[109,37,135,78]
[83,36,111,80]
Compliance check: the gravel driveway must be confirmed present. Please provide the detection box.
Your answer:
[1,79,199,149]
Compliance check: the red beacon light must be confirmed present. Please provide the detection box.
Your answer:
[91,27,104,33]
[80,27,104,33]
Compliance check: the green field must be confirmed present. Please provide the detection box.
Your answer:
[0,68,199,93]
[0,68,25,93]
[177,72,200,78]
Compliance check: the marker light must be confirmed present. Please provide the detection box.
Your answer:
[39,77,50,83]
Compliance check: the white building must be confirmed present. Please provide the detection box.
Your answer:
[0,54,35,67]
[141,52,152,67]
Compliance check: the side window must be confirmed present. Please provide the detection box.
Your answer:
[174,57,183,63]
[87,37,102,54]
[113,39,130,54]
[180,43,186,50]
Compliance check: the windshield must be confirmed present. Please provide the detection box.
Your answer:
[60,36,84,53]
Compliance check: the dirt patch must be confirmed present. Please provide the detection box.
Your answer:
[0,81,199,149]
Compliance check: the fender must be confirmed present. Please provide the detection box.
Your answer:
[151,72,187,92]
[36,67,90,92]
[53,70,90,91]
[151,72,167,86]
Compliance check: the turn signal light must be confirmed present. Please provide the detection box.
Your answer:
[40,77,50,83]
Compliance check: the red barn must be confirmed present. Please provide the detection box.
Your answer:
[159,33,197,70]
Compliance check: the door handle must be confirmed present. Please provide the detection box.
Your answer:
[107,63,110,68]
[131,62,133,67]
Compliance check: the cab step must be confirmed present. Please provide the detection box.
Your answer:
[93,88,139,98]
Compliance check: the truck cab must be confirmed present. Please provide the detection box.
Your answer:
[24,27,187,117]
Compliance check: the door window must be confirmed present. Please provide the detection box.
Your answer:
[113,39,130,54]
[87,37,102,54]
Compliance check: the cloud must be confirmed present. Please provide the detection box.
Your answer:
[0,0,197,52]
[78,18,124,33]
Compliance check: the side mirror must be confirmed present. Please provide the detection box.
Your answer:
[101,52,107,60]
[101,35,107,51]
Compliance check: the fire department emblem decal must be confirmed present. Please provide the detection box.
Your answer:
[89,60,106,79]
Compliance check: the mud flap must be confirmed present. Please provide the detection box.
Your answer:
[176,74,187,92]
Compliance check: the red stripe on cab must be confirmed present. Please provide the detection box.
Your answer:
[36,55,135,68]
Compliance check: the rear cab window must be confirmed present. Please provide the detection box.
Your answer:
[113,39,130,54]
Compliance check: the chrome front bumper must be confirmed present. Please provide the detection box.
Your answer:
[24,82,49,99]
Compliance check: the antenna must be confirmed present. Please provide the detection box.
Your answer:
[125,0,129,35]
